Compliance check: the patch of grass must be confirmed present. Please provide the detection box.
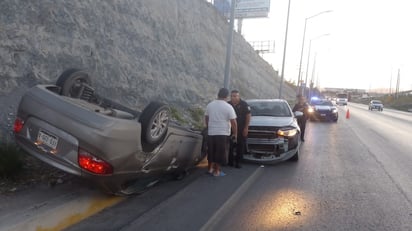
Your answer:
[170,107,185,124]
[0,144,24,178]
[188,107,205,130]
[170,106,206,130]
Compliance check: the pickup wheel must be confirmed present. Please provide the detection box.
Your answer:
[139,102,170,146]
[56,69,92,97]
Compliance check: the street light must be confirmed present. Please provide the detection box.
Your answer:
[304,33,329,97]
[296,10,332,95]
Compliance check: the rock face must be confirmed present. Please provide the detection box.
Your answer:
[0,0,295,141]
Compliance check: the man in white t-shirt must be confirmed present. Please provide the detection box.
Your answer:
[205,88,237,177]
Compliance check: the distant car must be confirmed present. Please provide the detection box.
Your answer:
[336,93,348,105]
[244,99,302,163]
[369,100,384,111]
[308,99,338,122]
[14,69,206,195]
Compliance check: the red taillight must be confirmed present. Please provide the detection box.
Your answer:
[14,118,25,133]
[78,149,113,175]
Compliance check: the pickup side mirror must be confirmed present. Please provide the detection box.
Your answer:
[294,111,304,117]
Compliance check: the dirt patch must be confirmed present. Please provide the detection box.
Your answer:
[0,154,74,195]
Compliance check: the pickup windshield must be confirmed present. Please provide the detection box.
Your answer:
[248,101,292,117]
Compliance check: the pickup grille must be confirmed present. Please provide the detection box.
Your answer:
[248,126,280,139]
[248,131,277,139]
[249,126,279,131]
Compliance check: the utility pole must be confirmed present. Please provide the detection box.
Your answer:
[223,0,236,90]
[304,39,312,98]
[237,18,243,35]
[395,68,400,99]
[389,68,392,95]
[278,0,291,99]
[309,53,317,99]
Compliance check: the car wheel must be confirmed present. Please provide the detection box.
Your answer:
[173,170,188,181]
[139,102,170,146]
[56,69,92,97]
[289,150,299,162]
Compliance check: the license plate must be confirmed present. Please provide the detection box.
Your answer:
[37,130,59,149]
[321,114,326,116]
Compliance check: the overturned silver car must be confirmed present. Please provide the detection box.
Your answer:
[14,69,206,195]
[244,99,302,163]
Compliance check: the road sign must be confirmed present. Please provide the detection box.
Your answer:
[214,0,270,19]
[235,0,270,18]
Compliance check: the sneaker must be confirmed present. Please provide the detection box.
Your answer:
[213,171,226,177]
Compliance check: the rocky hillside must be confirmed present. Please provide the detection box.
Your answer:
[0,0,296,141]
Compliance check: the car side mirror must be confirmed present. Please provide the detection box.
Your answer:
[294,111,304,117]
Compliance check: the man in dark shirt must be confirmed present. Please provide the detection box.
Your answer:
[228,89,251,168]
[292,94,310,142]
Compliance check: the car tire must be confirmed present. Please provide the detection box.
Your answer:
[56,69,92,97]
[289,150,299,162]
[173,170,188,181]
[139,102,170,146]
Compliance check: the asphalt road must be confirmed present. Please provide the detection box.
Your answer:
[1,103,411,231]
[64,103,412,231]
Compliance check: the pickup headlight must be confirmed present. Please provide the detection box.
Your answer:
[308,107,314,113]
[277,128,298,137]
[332,108,338,113]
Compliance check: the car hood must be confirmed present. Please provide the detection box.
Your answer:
[314,105,335,110]
[249,116,295,127]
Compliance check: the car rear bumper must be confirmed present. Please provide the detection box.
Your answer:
[370,106,383,110]
[310,112,338,121]
[15,116,83,176]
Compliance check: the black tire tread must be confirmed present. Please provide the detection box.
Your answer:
[139,101,170,147]
[56,69,92,96]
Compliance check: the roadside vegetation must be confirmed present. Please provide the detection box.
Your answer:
[170,106,205,130]
[352,95,412,112]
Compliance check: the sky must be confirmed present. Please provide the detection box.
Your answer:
[237,0,412,92]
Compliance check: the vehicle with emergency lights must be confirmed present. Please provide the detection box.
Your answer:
[308,98,339,122]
